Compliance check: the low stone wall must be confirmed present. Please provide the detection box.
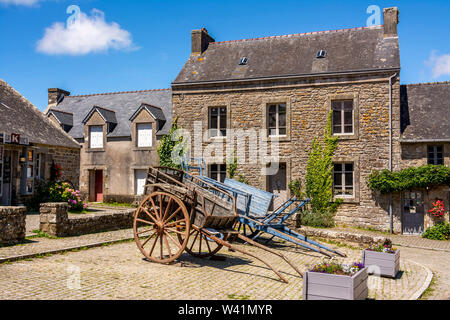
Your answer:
[296,226,388,246]
[40,203,135,237]
[0,207,26,244]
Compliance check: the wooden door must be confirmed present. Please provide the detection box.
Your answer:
[402,191,425,235]
[95,170,103,202]
[268,163,287,211]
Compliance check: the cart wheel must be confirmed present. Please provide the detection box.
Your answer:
[177,226,227,258]
[237,222,260,239]
[134,192,190,264]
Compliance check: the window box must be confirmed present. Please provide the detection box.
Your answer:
[302,267,368,300]
[362,249,400,278]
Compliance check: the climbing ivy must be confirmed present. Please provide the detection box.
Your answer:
[368,165,450,194]
[157,117,184,169]
[303,112,342,227]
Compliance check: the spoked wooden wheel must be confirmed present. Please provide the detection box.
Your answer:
[177,225,227,258]
[133,192,190,264]
[236,221,260,239]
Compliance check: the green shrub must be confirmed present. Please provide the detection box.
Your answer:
[24,179,50,212]
[368,165,450,194]
[298,210,336,228]
[422,222,450,241]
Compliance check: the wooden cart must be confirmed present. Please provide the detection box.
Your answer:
[133,166,303,283]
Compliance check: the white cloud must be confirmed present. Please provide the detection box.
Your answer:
[0,0,41,6]
[426,51,450,78]
[36,9,136,55]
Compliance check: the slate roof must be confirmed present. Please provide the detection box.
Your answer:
[0,79,80,149]
[129,103,167,130]
[82,106,118,124]
[401,82,450,142]
[47,109,74,127]
[173,25,400,85]
[51,89,172,139]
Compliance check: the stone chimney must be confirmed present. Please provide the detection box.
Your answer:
[383,7,399,37]
[48,88,70,106]
[191,28,215,55]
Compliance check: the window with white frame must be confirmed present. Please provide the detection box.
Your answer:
[89,126,104,149]
[135,170,147,196]
[333,163,354,197]
[427,145,444,165]
[268,104,287,137]
[0,145,3,197]
[26,149,34,194]
[332,100,354,135]
[209,107,227,137]
[137,123,153,148]
[209,164,227,183]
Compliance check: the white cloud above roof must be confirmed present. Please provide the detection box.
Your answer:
[36,8,136,55]
[426,51,450,78]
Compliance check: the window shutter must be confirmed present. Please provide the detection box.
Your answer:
[137,123,153,148]
[90,126,104,149]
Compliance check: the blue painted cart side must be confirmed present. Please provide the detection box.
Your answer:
[182,158,346,258]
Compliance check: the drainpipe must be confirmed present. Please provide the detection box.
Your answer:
[389,73,397,234]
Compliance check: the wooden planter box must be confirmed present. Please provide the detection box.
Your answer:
[362,249,400,278]
[302,268,368,300]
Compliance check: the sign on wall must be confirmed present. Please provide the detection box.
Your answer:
[3,133,29,146]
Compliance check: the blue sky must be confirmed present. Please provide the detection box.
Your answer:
[1,0,449,111]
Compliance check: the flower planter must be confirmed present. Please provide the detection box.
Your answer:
[362,249,400,278]
[302,267,368,300]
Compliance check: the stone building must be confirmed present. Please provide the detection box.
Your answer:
[45,88,172,203]
[0,79,80,206]
[172,8,408,232]
[399,82,450,233]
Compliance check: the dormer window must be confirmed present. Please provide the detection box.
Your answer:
[137,123,153,148]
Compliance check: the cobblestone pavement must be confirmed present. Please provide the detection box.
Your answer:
[0,229,134,260]
[0,237,429,300]
[397,246,450,300]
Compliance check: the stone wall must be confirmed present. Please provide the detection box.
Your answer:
[172,73,402,232]
[40,203,135,237]
[0,207,26,244]
[47,146,80,189]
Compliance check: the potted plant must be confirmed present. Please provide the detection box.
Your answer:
[303,261,368,300]
[362,239,400,278]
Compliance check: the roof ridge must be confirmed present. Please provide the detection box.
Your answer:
[403,81,450,87]
[48,108,74,115]
[69,88,171,98]
[212,25,383,45]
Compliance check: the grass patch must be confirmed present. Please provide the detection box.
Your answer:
[419,274,436,300]
[227,293,251,300]
[351,226,392,236]
[94,202,135,208]
[28,230,59,240]
[312,237,360,251]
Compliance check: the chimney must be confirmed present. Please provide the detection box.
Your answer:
[383,7,399,37]
[191,28,215,55]
[48,88,70,106]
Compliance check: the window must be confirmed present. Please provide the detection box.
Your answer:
[89,126,104,149]
[26,150,34,194]
[428,145,444,165]
[333,163,354,197]
[268,104,287,137]
[135,170,147,196]
[137,123,153,148]
[209,107,227,137]
[0,145,3,197]
[332,100,354,135]
[209,164,227,183]
[35,153,45,180]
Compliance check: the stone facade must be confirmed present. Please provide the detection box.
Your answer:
[173,73,403,232]
[0,207,26,244]
[79,108,160,201]
[40,203,135,237]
